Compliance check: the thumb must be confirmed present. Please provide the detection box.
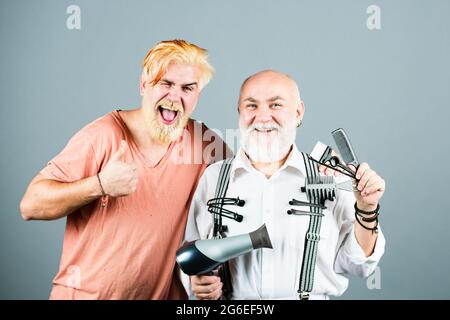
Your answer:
[111,140,127,161]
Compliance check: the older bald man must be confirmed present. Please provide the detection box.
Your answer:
[182,70,386,300]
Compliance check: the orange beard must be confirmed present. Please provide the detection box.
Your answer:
[143,98,189,145]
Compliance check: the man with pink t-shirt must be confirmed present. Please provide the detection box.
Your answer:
[19,40,229,299]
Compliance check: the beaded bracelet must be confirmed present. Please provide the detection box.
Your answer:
[354,202,380,234]
[354,202,380,215]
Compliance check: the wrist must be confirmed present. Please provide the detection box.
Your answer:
[90,173,106,197]
[98,173,108,196]
[356,201,378,212]
[85,176,100,198]
[354,202,380,234]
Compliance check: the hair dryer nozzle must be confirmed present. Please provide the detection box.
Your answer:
[249,224,273,249]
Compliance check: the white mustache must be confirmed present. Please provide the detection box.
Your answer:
[247,123,280,133]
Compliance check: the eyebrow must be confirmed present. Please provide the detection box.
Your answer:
[242,96,285,103]
[267,96,285,102]
[242,97,258,103]
[160,79,198,87]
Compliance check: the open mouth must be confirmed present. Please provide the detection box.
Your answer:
[158,105,179,125]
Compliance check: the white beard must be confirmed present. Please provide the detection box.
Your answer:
[240,120,297,163]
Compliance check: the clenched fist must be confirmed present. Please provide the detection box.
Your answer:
[319,157,385,209]
[98,140,138,197]
[350,163,385,209]
[190,274,223,300]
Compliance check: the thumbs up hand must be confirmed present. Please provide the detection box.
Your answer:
[98,140,138,197]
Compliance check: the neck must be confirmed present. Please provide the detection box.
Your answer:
[248,146,292,178]
[121,108,169,149]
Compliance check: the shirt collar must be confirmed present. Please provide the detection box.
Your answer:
[282,144,307,176]
[230,144,307,182]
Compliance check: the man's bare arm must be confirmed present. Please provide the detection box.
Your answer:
[20,140,138,221]
[19,173,103,221]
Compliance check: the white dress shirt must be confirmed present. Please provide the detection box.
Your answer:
[182,145,385,300]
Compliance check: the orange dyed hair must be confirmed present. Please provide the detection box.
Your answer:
[142,39,214,90]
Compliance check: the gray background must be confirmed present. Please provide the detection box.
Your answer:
[1,0,449,299]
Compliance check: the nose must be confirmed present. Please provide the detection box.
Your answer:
[166,86,182,103]
[254,104,273,123]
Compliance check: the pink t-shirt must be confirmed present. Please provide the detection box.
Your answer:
[40,110,228,299]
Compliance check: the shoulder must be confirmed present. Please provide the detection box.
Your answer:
[200,159,224,182]
[196,158,229,192]
[204,158,226,175]
[185,118,233,164]
[185,118,210,133]
[184,118,219,141]
[79,111,125,140]
[65,111,127,155]
[191,159,230,209]
[66,111,126,166]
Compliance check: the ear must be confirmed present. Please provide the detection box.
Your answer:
[296,100,305,123]
[139,73,147,96]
